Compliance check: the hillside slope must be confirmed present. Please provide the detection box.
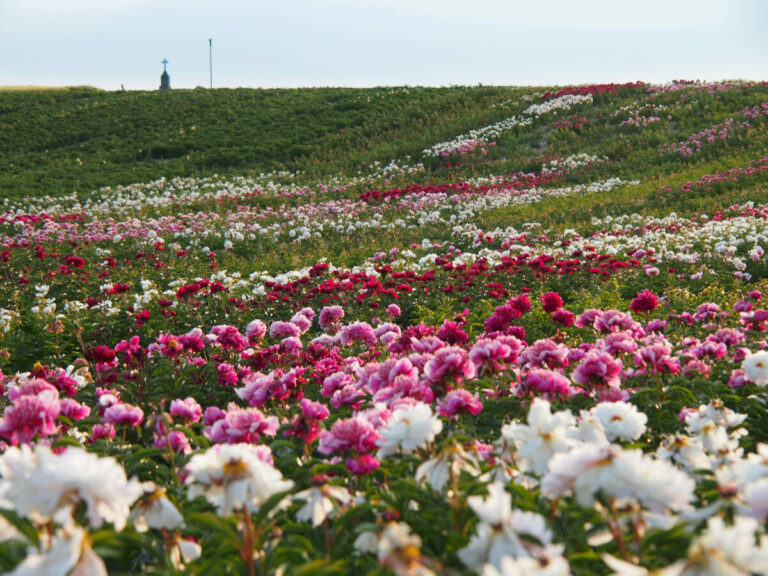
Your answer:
[0,85,523,197]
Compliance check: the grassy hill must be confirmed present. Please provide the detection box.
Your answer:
[0,85,526,197]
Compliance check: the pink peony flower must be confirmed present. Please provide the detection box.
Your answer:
[91,423,116,441]
[245,319,267,340]
[269,321,301,340]
[524,339,569,370]
[424,346,476,388]
[346,453,380,475]
[572,350,623,389]
[0,389,61,444]
[594,310,637,334]
[217,363,239,387]
[437,389,483,417]
[207,403,279,444]
[155,430,192,454]
[319,306,345,328]
[524,369,572,396]
[634,343,680,375]
[339,321,377,347]
[59,398,91,420]
[170,397,203,423]
[208,324,249,351]
[318,416,379,455]
[103,403,144,427]
[285,398,330,443]
[470,338,515,374]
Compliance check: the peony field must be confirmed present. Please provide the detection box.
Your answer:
[2,82,768,575]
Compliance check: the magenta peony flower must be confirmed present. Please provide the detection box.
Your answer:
[551,308,575,327]
[0,389,61,444]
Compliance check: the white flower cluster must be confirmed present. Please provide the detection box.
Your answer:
[422,115,532,158]
[523,93,593,117]
[541,153,607,174]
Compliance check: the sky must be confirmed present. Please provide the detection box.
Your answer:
[0,0,766,90]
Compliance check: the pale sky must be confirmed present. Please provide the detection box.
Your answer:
[1,0,766,90]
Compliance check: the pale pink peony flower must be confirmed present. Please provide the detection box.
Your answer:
[269,320,301,339]
[103,402,144,427]
[523,339,569,370]
[424,346,476,387]
[386,304,401,318]
[207,403,279,444]
[437,389,483,417]
[319,306,345,328]
[572,350,623,389]
[318,416,379,455]
[245,319,267,340]
[339,321,377,347]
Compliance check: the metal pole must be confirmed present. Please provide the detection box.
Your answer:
[209,39,213,89]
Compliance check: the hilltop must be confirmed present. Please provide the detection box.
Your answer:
[0,85,527,197]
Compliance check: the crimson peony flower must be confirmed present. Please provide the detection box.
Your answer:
[540,291,564,313]
[630,289,658,314]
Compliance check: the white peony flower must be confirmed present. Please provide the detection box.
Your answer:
[656,435,712,472]
[591,402,647,442]
[683,516,768,575]
[543,444,695,513]
[482,554,571,576]
[415,444,480,492]
[130,483,185,532]
[742,350,768,386]
[459,483,557,573]
[377,403,443,458]
[501,399,576,476]
[293,484,351,527]
[741,477,768,520]
[185,443,294,515]
[0,445,142,531]
[8,525,107,576]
